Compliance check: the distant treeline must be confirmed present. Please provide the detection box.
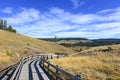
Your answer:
[38,38,88,42]
[0,20,17,33]
[60,39,120,47]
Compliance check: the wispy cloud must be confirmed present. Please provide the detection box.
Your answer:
[2,7,13,14]
[71,0,85,9]
[1,7,120,39]
[4,8,40,25]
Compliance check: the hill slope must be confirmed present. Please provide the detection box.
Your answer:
[0,30,74,70]
[72,44,120,56]
[51,44,120,80]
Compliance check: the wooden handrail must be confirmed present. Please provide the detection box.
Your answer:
[41,56,81,80]
[10,54,53,80]
[10,54,81,80]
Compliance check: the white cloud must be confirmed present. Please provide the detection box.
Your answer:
[2,7,13,14]
[71,0,85,9]
[4,8,40,25]
[2,7,120,39]
[98,7,120,14]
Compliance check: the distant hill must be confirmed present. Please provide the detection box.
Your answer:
[50,38,120,47]
[0,30,74,70]
[38,38,88,42]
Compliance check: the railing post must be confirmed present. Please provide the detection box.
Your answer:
[76,74,81,79]
[44,55,46,60]
[37,55,40,58]
[48,61,50,74]
[47,55,48,60]
[42,55,44,67]
[51,55,53,59]
[41,55,42,64]
[43,55,45,68]
[39,55,41,59]
[41,55,43,60]
[57,55,59,59]
[28,56,29,61]
[43,55,45,60]
[56,65,59,80]
[29,55,30,59]
[43,59,45,68]
[31,55,33,59]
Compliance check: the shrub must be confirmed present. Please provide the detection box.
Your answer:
[6,51,13,57]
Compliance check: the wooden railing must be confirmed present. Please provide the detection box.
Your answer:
[10,54,81,80]
[10,55,33,80]
[10,57,28,80]
[0,63,18,79]
[40,55,81,80]
[10,54,58,80]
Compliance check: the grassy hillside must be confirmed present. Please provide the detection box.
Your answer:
[72,44,120,56]
[51,44,120,80]
[42,38,120,53]
[0,30,74,70]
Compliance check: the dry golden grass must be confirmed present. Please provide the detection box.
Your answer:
[50,53,120,80]
[0,30,75,70]
[51,56,120,80]
[0,30,75,58]
[70,46,90,52]
[0,30,74,54]
[0,55,10,62]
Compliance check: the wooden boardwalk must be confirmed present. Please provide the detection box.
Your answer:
[0,55,81,80]
[18,58,50,80]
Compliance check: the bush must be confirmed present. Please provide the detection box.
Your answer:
[7,25,17,33]
[6,51,13,57]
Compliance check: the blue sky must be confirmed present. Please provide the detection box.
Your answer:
[0,0,120,39]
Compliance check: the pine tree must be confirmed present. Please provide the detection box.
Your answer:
[7,25,13,31]
[0,20,4,29]
[0,20,17,33]
[3,20,7,30]
[54,36,57,42]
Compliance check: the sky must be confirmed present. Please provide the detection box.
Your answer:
[0,0,120,39]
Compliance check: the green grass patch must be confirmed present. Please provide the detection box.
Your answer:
[6,51,13,57]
